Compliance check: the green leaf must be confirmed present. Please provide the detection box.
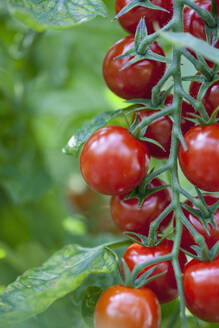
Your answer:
[81,286,103,328]
[63,109,125,156]
[159,31,219,64]
[8,0,107,31]
[0,244,117,327]
[114,0,168,20]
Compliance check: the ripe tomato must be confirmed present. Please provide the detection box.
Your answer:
[183,256,219,322]
[135,94,195,159]
[94,285,161,328]
[179,195,219,253]
[115,0,173,35]
[122,241,187,304]
[80,126,150,195]
[189,72,219,118]
[183,0,219,67]
[103,36,166,100]
[110,178,173,235]
[178,124,219,192]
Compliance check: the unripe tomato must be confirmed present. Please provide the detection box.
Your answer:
[103,36,166,100]
[179,124,219,192]
[189,72,219,118]
[183,256,219,322]
[122,240,187,304]
[110,178,172,235]
[80,126,150,195]
[183,0,219,67]
[115,0,173,35]
[94,285,161,328]
[180,195,219,253]
[135,95,195,159]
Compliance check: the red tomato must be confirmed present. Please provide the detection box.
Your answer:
[178,124,219,192]
[179,195,219,253]
[135,94,195,159]
[103,36,166,100]
[115,0,173,35]
[183,0,219,67]
[183,256,219,322]
[122,241,187,304]
[189,72,219,118]
[110,178,173,235]
[94,285,161,328]
[80,126,150,195]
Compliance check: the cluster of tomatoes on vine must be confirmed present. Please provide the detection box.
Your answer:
[78,0,219,327]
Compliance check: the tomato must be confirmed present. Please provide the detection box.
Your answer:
[110,178,173,235]
[178,124,219,192]
[80,126,150,196]
[183,256,219,322]
[189,72,219,118]
[135,94,195,159]
[115,0,173,35]
[183,0,219,67]
[103,36,166,100]
[122,241,187,304]
[94,285,161,328]
[178,195,219,253]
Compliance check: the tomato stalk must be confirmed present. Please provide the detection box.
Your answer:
[126,0,218,326]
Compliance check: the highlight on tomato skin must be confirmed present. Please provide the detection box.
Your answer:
[115,0,174,35]
[94,285,161,328]
[178,124,219,192]
[121,240,187,304]
[179,195,219,254]
[183,256,219,323]
[134,94,195,159]
[102,35,166,100]
[80,126,150,196]
[110,178,173,235]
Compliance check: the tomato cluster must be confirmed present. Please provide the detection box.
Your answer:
[78,0,219,326]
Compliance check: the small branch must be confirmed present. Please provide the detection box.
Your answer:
[183,0,217,27]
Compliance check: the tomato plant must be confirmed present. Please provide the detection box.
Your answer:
[180,195,219,253]
[183,256,219,322]
[80,126,150,195]
[183,0,219,66]
[179,124,219,192]
[115,0,173,35]
[135,95,195,159]
[110,178,173,234]
[2,0,219,328]
[122,241,187,304]
[189,73,219,118]
[102,36,166,99]
[94,285,161,328]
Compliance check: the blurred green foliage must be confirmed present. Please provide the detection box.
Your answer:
[0,1,217,327]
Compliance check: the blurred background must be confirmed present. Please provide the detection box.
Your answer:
[0,0,217,327]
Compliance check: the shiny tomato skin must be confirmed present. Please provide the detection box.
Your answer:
[180,195,219,253]
[115,0,173,35]
[94,285,161,328]
[135,95,195,159]
[178,124,219,192]
[122,241,187,304]
[80,126,150,196]
[189,73,219,118]
[110,178,173,235]
[103,36,166,100]
[183,256,219,322]
[183,0,219,67]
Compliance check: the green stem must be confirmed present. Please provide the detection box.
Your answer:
[183,0,217,27]
[181,48,213,81]
[105,239,131,249]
